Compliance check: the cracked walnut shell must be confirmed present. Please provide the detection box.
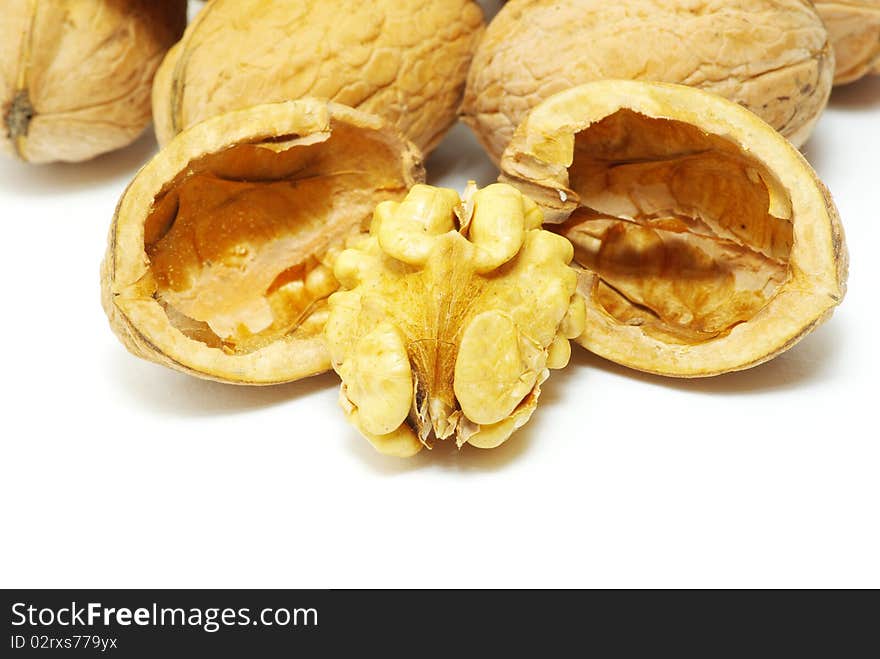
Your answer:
[1,0,186,163]
[814,1,880,84]
[462,0,834,163]
[152,0,485,154]
[102,99,424,384]
[324,183,586,457]
[500,80,847,377]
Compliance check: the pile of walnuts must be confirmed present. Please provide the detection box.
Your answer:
[4,0,868,456]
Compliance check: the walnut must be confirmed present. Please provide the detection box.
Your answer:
[1,0,186,163]
[462,0,834,163]
[814,1,880,84]
[152,0,485,154]
[102,99,424,384]
[500,80,848,376]
[324,183,585,456]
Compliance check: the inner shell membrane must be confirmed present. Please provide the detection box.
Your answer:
[143,121,407,354]
[556,110,794,345]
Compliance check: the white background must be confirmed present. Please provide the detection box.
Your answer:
[1,0,878,588]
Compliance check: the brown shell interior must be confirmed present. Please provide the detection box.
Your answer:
[556,110,794,345]
[143,120,409,354]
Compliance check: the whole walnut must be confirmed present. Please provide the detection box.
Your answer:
[1,0,187,164]
[814,0,880,84]
[462,0,834,163]
[152,0,485,154]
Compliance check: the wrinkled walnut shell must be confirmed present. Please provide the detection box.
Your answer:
[1,0,186,163]
[463,0,834,163]
[814,0,880,84]
[500,80,848,377]
[152,0,485,154]
[102,99,424,384]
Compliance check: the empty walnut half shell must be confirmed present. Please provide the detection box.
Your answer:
[102,99,424,384]
[501,80,848,377]
[324,183,585,456]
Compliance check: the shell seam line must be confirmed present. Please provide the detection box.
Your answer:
[7,0,39,159]
[169,0,217,136]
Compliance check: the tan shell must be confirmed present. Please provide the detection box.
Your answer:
[152,0,485,154]
[500,80,848,377]
[462,0,834,163]
[102,99,424,385]
[815,1,880,84]
[324,183,585,457]
[1,0,186,164]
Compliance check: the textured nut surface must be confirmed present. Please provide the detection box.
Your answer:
[1,0,186,163]
[325,183,585,456]
[462,0,833,163]
[815,1,880,84]
[153,0,484,154]
[500,80,848,377]
[102,99,424,385]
